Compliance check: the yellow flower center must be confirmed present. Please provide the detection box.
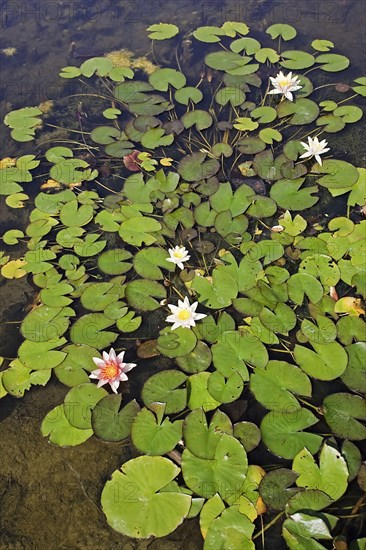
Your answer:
[173,250,184,259]
[102,362,119,379]
[177,309,191,321]
[279,79,289,87]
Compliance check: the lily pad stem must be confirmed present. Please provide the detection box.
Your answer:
[252,511,284,540]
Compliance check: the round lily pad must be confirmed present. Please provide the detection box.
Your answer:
[41,404,93,446]
[131,407,183,455]
[261,408,323,459]
[157,327,197,358]
[233,422,261,452]
[54,344,99,387]
[98,249,133,275]
[175,341,212,373]
[182,433,248,501]
[141,370,187,414]
[101,456,191,538]
[64,383,108,429]
[323,393,366,441]
[92,394,140,441]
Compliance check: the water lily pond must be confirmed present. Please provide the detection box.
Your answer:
[0,1,365,549]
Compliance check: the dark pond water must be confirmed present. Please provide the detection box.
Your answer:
[0,0,365,548]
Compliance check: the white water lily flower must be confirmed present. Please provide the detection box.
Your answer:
[89,348,137,393]
[166,245,190,270]
[299,136,330,165]
[166,296,207,331]
[268,71,302,101]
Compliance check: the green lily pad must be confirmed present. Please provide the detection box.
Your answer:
[149,68,186,91]
[21,305,72,342]
[193,313,236,344]
[283,513,333,548]
[41,404,93,446]
[141,370,187,414]
[18,338,66,370]
[342,440,362,482]
[270,178,318,210]
[288,273,324,305]
[293,444,348,501]
[341,343,366,392]
[5,192,29,209]
[259,128,282,144]
[191,269,238,309]
[116,310,142,333]
[311,39,334,52]
[316,115,345,133]
[246,196,277,218]
[183,408,233,459]
[133,247,175,279]
[141,128,174,149]
[102,456,191,538]
[323,393,366,441]
[299,254,340,287]
[35,192,76,216]
[182,433,247,501]
[80,57,113,77]
[250,361,312,412]
[92,395,140,441]
[352,76,366,97]
[294,342,348,380]
[277,98,319,125]
[205,51,252,72]
[157,327,198,358]
[301,316,337,344]
[280,50,315,70]
[1,360,31,397]
[146,23,179,40]
[316,53,350,72]
[80,283,118,312]
[315,159,359,189]
[181,110,213,130]
[97,249,133,275]
[237,137,266,154]
[193,26,225,43]
[119,215,161,246]
[215,87,246,107]
[259,469,300,511]
[70,313,117,349]
[266,23,297,41]
[285,489,333,515]
[54,344,98,387]
[210,182,254,216]
[208,371,244,404]
[261,408,322,459]
[2,229,24,245]
[175,341,212,373]
[174,87,203,105]
[64,383,107,429]
[187,372,221,412]
[125,279,166,311]
[333,105,363,123]
[178,152,219,182]
[131,407,183,455]
[212,330,268,380]
[204,506,255,549]
[103,108,122,119]
[230,37,261,54]
[233,422,261,452]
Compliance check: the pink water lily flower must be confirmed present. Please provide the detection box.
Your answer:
[89,348,137,393]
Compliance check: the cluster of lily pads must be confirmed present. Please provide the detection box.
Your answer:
[1,21,365,549]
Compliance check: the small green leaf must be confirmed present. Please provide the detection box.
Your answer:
[146,23,179,40]
[266,23,297,41]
